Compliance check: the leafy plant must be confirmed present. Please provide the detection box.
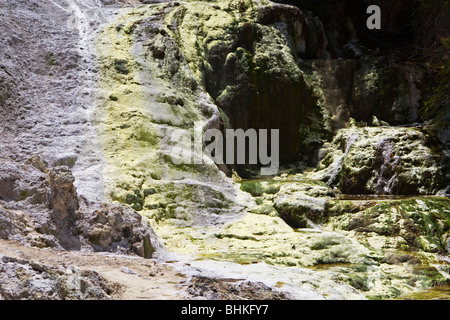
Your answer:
[420,37,450,127]
[240,181,263,196]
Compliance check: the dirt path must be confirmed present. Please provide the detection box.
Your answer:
[0,239,188,300]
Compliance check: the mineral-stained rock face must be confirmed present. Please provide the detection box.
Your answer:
[302,52,423,136]
[89,0,450,300]
[350,53,422,126]
[325,197,450,254]
[314,126,449,195]
[94,2,253,228]
[0,0,449,301]
[173,1,332,168]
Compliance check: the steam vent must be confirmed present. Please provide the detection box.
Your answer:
[0,0,449,302]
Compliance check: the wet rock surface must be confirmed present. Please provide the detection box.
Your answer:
[0,0,449,300]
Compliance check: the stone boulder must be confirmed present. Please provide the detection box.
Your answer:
[314,126,449,195]
[0,255,118,300]
[326,197,450,253]
[0,159,158,258]
[76,200,156,258]
[273,181,334,228]
[184,276,290,300]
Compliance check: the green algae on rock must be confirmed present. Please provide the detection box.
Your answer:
[325,197,450,253]
[273,181,333,228]
[351,53,422,126]
[313,126,448,195]
[95,3,251,228]
[91,0,450,300]
[169,0,332,170]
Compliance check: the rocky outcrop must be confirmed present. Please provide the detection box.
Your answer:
[326,197,450,254]
[99,0,448,300]
[76,201,156,258]
[0,0,449,301]
[48,167,81,249]
[184,276,290,300]
[302,52,423,142]
[273,180,333,228]
[0,254,119,300]
[314,126,448,195]
[172,1,333,168]
[350,53,422,126]
[0,159,157,258]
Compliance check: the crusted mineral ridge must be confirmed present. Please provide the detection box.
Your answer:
[0,0,449,300]
[313,126,448,195]
[92,0,450,300]
[0,159,157,258]
[95,2,252,229]
[0,0,164,255]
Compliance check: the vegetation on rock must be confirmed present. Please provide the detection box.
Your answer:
[0,0,448,300]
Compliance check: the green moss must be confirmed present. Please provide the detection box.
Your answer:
[133,126,159,145]
[240,181,263,197]
[308,234,347,251]
[126,189,144,211]
[150,172,161,180]
[325,200,364,216]
[20,190,28,201]
[143,188,157,197]
[214,233,258,241]
[413,265,450,288]
[156,94,185,106]
[347,274,370,291]
[263,183,281,195]
[399,198,450,251]
[351,264,369,273]
[114,59,130,75]
[251,204,277,216]
[47,53,56,66]
[330,197,450,253]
